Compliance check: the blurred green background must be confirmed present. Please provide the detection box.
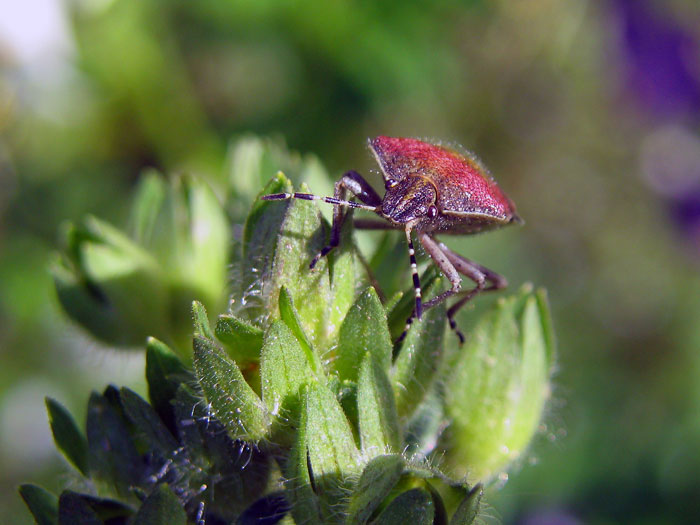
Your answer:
[2,0,700,523]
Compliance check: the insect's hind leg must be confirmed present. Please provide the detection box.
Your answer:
[309,170,382,269]
[438,241,507,343]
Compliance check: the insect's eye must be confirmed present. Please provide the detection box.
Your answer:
[385,178,398,189]
[427,205,438,218]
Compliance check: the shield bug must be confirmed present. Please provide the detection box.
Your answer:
[261,136,522,342]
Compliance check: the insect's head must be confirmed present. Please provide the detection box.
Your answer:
[381,175,437,225]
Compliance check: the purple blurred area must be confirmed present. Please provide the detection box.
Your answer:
[612,0,700,121]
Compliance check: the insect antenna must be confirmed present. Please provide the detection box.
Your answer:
[261,192,379,213]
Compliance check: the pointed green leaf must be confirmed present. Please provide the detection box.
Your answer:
[373,488,435,525]
[304,383,362,501]
[132,484,186,525]
[120,387,179,455]
[239,173,291,320]
[269,183,334,349]
[357,353,400,453]
[193,335,268,441]
[45,398,88,476]
[192,300,214,340]
[278,287,322,373]
[392,298,446,419]
[261,321,316,425]
[19,484,58,525]
[334,287,392,383]
[242,174,337,350]
[345,455,404,524]
[449,484,482,525]
[145,337,190,434]
[215,314,264,362]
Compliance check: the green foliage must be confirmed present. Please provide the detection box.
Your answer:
[24,138,554,524]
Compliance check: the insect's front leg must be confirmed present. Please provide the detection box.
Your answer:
[310,170,382,268]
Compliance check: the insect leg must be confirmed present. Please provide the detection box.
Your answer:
[261,171,381,268]
[419,232,463,309]
[309,170,382,268]
[438,241,507,343]
[405,228,423,320]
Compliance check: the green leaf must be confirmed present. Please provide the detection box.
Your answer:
[86,391,141,496]
[45,398,88,476]
[242,174,344,351]
[284,406,322,525]
[193,334,268,441]
[129,170,167,244]
[215,314,264,363]
[19,484,58,525]
[442,287,553,481]
[304,382,361,479]
[373,488,435,525]
[278,287,323,373]
[52,216,169,348]
[334,286,392,383]
[120,387,179,456]
[261,321,316,429]
[192,300,214,340]
[145,337,191,434]
[403,386,444,457]
[132,484,186,525]
[327,208,360,332]
[449,484,482,525]
[357,353,400,453]
[239,173,291,320]
[391,297,446,419]
[535,288,556,365]
[345,455,404,524]
[269,183,334,349]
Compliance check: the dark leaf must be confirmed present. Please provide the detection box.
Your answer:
[372,488,434,525]
[132,484,186,525]
[45,397,89,476]
[19,484,58,525]
[236,491,289,525]
[145,337,191,435]
[120,387,179,456]
[449,484,482,525]
[86,392,142,496]
[58,491,133,525]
